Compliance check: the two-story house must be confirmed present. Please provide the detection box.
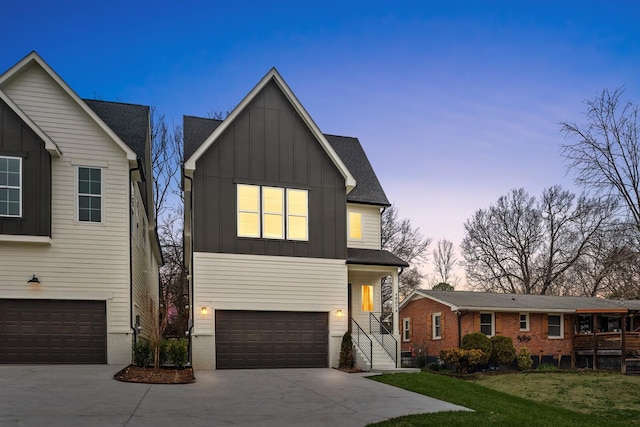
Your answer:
[0,52,162,365]
[183,68,408,370]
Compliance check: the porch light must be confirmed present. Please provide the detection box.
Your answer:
[27,274,40,284]
[336,309,344,318]
[200,307,208,316]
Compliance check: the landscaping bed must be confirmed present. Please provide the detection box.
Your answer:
[114,365,195,384]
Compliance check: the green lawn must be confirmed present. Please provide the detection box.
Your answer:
[368,371,637,427]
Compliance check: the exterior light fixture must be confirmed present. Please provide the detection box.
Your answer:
[27,275,40,284]
[201,307,208,316]
[336,309,344,318]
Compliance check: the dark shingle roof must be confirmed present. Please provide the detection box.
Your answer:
[183,116,390,206]
[84,99,149,161]
[325,135,390,206]
[411,290,639,312]
[347,248,409,267]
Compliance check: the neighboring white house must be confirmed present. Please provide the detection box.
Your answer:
[0,52,162,365]
[183,68,408,370]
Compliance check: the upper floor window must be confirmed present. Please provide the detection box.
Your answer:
[519,313,529,331]
[480,312,494,336]
[0,156,21,217]
[237,184,308,240]
[348,211,362,239]
[78,167,102,222]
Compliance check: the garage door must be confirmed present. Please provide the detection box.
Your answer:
[0,299,107,364]
[215,310,328,369]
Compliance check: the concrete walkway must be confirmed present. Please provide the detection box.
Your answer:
[0,366,469,426]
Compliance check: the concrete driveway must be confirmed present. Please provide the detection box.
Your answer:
[0,366,468,426]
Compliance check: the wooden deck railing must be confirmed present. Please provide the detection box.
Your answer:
[574,332,640,357]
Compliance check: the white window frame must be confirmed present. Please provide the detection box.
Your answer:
[262,186,284,239]
[548,314,564,339]
[0,156,22,217]
[480,312,495,337]
[432,312,442,340]
[402,318,411,342]
[519,313,529,331]
[77,166,103,223]
[286,188,308,241]
[348,211,362,240]
[237,184,261,238]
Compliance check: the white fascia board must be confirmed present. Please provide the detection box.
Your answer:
[458,307,574,314]
[0,89,62,157]
[0,52,137,162]
[184,68,356,193]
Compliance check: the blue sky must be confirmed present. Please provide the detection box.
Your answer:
[3,1,640,285]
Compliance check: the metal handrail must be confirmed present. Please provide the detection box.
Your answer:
[369,312,397,364]
[351,318,372,366]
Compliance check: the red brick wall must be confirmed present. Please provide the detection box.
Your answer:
[399,297,573,360]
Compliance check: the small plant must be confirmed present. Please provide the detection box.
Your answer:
[490,335,516,366]
[339,331,354,370]
[537,362,558,371]
[427,362,441,371]
[440,348,486,374]
[517,346,533,370]
[461,332,491,365]
[168,339,188,368]
[132,339,151,367]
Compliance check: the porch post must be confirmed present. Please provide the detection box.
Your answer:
[392,269,400,367]
[621,315,627,374]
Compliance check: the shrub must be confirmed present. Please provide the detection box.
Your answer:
[132,339,151,367]
[427,362,441,371]
[517,346,533,370]
[168,339,189,369]
[440,348,486,374]
[461,332,491,364]
[490,335,516,365]
[339,331,354,369]
[537,362,558,371]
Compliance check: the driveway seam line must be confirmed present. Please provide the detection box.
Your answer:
[123,384,152,426]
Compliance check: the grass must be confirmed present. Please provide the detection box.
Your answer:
[368,371,637,426]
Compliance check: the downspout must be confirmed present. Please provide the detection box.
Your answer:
[129,162,142,345]
[457,310,469,348]
[184,173,194,364]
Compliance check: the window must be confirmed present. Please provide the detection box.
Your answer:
[361,285,373,312]
[519,313,529,331]
[480,313,494,336]
[78,167,102,222]
[237,184,308,240]
[548,315,563,338]
[349,211,362,239]
[578,315,593,334]
[433,313,442,339]
[0,156,21,217]
[287,189,308,240]
[402,318,411,342]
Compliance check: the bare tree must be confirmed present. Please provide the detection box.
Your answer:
[561,88,640,234]
[432,239,457,288]
[381,205,432,306]
[461,187,616,295]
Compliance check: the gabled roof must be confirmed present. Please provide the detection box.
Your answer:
[0,51,137,162]
[183,115,223,160]
[326,135,390,206]
[347,248,409,268]
[400,289,640,313]
[84,99,149,161]
[183,67,356,193]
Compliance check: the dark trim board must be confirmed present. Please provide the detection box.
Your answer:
[215,310,329,369]
[0,299,107,364]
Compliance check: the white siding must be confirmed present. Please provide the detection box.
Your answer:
[192,252,349,369]
[0,62,135,364]
[347,204,381,250]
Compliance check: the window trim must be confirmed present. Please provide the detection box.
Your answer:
[237,184,261,238]
[402,318,411,342]
[519,313,529,331]
[286,188,308,241]
[432,312,442,340]
[361,285,374,312]
[0,156,22,218]
[348,211,362,240]
[77,166,103,224]
[480,312,495,337]
[547,314,564,339]
[262,186,284,239]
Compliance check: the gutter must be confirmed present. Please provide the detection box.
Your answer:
[183,173,195,364]
[129,161,141,345]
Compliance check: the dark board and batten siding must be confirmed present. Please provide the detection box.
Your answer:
[0,99,51,236]
[193,80,347,259]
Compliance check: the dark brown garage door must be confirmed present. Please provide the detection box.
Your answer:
[215,310,328,369]
[0,299,106,364]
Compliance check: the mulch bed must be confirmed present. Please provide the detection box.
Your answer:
[114,365,196,384]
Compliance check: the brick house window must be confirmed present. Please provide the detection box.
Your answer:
[432,313,442,339]
[519,313,529,331]
[480,312,494,336]
[548,314,563,338]
[402,318,411,342]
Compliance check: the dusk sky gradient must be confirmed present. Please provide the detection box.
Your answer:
[3,1,640,286]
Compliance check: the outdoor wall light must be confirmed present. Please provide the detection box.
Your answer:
[27,274,40,284]
[336,309,344,318]
[201,307,208,316]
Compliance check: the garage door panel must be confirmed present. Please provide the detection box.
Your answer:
[216,310,328,369]
[0,299,106,364]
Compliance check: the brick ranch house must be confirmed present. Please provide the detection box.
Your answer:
[399,290,640,373]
